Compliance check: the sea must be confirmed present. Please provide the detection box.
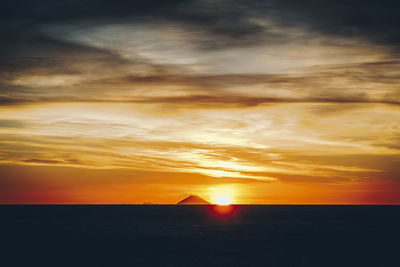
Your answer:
[1,205,399,266]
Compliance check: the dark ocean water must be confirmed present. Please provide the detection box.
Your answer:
[1,205,399,267]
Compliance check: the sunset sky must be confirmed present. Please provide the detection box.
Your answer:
[1,0,399,204]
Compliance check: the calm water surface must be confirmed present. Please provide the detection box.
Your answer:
[1,205,399,266]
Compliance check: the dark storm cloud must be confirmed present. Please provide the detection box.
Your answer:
[267,0,400,47]
[0,0,185,83]
[1,0,400,105]
[48,0,400,48]
[2,0,400,57]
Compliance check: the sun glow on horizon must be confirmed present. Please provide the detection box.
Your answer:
[212,195,233,205]
[209,185,236,205]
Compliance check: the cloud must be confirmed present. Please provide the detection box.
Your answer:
[1,0,400,63]
[0,0,399,200]
[0,0,399,107]
[1,63,399,106]
[0,103,398,183]
[0,120,26,128]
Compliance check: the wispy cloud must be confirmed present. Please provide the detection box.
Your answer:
[0,103,398,183]
[1,1,400,106]
[1,0,400,203]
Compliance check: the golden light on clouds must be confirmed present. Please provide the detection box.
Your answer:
[1,0,400,204]
[1,101,399,204]
[2,102,397,175]
[208,185,237,205]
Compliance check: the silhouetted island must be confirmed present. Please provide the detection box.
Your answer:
[177,195,210,205]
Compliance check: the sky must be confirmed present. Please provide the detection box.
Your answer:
[1,0,400,204]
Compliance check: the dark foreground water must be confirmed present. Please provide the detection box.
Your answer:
[1,205,399,267]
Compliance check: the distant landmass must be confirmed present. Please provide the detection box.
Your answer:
[177,195,210,205]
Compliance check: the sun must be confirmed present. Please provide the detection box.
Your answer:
[209,185,235,205]
[212,195,233,205]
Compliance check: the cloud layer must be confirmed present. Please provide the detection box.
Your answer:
[0,0,399,203]
[1,0,400,105]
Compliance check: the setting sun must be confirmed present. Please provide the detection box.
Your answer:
[2,1,400,266]
[209,185,236,205]
[212,195,233,205]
